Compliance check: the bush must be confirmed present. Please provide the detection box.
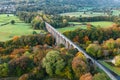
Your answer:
[11,20,15,24]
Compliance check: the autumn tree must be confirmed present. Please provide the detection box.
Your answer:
[114,54,120,67]
[105,39,116,49]
[8,56,33,76]
[72,55,88,78]
[80,73,93,80]
[86,44,102,58]
[42,50,65,76]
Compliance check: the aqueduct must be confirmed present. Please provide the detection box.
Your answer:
[45,22,117,80]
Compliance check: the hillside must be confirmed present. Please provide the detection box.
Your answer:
[0,0,120,14]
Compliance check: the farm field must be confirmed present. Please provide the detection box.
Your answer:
[57,21,114,33]
[0,14,42,41]
[99,61,120,76]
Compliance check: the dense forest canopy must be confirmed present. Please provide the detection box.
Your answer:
[1,0,120,14]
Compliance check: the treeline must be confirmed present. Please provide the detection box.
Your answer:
[64,26,120,44]
[15,0,118,14]
[16,0,77,14]
[16,12,37,23]
[16,12,69,29]
[0,34,54,55]
[68,16,117,22]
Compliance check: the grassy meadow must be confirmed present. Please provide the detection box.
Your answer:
[60,12,108,17]
[57,25,86,33]
[57,21,114,33]
[0,14,42,41]
[60,10,120,17]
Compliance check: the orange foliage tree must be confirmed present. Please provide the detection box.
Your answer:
[72,55,88,78]
[80,73,93,80]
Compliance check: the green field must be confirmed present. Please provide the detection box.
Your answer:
[60,10,120,17]
[0,14,22,25]
[99,61,120,76]
[57,25,86,33]
[0,14,43,41]
[57,21,114,33]
[60,12,108,17]
[86,21,114,27]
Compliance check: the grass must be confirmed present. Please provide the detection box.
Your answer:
[57,21,114,33]
[57,25,86,33]
[0,14,43,41]
[60,12,108,17]
[60,10,120,17]
[0,14,22,25]
[99,61,120,76]
[87,21,114,28]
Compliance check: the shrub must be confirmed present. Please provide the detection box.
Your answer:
[11,20,15,24]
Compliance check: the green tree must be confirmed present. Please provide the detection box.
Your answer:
[93,73,110,80]
[42,50,65,76]
[86,44,102,58]
[114,54,120,67]
[0,63,9,77]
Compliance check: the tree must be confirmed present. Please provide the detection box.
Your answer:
[0,63,9,77]
[42,50,65,76]
[11,20,15,24]
[32,31,37,35]
[80,73,93,80]
[105,39,116,49]
[72,55,88,78]
[93,73,110,80]
[76,52,86,62]
[8,56,33,76]
[114,54,120,67]
[86,44,102,58]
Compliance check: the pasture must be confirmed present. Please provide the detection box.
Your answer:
[57,25,86,33]
[57,21,114,33]
[60,12,108,17]
[60,10,120,17]
[0,14,43,41]
[0,14,22,25]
